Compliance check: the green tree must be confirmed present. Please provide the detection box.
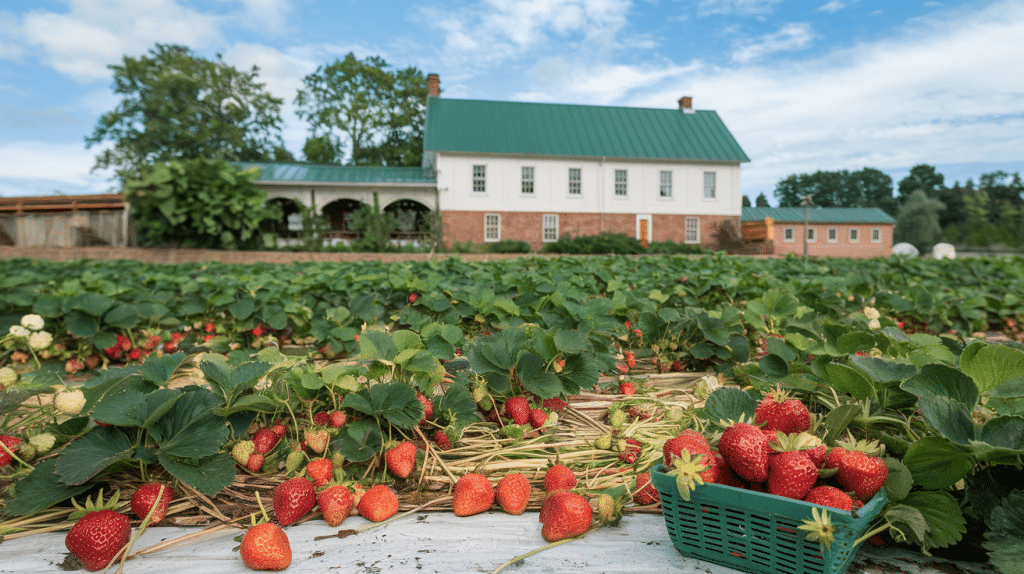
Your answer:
[894,189,944,253]
[773,168,895,211]
[295,53,430,166]
[302,135,339,164]
[86,44,286,178]
[742,195,751,207]
[755,193,770,207]
[124,159,280,249]
[349,193,398,252]
[898,164,945,202]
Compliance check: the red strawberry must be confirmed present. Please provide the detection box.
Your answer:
[662,430,712,466]
[504,396,531,425]
[495,472,531,515]
[272,477,317,526]
[453,473,495,517]
[755,388,810,435]
[317,485,353,527]
[805,444,827,468]
[271,423,287,437]
[540,491,592,542]
[0,435,23,467]
[539,491,573,523]
[385,441,417,479]
[767,450,817,500]
[305,428,330,454]
[305,458,333,487]
[718,422,771,483]
[529,408,548,429]
[712,452,744,488]
[804,485,854,511]
[247,453,265,473]
[130,483,173,524]
[65,509,131,572]
[625,351,636,369]
[329,411,347,428]
[357,485,399,522]
[313,412,331,426]
[824,446,849,470]
[543,464,577,492]
[434,429,452,450]
[239,522,291,571]
[408,293,419,304]
[618,381,635,395]
[417,393,433,424]
[836,451,888,500]
[542,397,568,412]
[252,428,280,455]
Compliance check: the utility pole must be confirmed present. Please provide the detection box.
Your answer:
[801,194,813,259]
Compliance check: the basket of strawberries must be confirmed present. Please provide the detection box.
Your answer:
[650,388,889,574]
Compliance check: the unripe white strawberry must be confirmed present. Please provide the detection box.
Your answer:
[28,433,56,453]
[54,389,86,415]
[231,440,256,466]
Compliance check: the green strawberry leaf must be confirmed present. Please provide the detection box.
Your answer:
[985,490,1024,574]
[200,360,273,405]
[158,451,236,497]
[848,355,919,384]
[884,504,929,546]
[332,419,382,463]
[91,387,181,428]
[824,363,873,400]
[227,294,255,320]
[990,377,1024,398]
[514,352,562,399]
[960,341,1024,394]
[552,329,591,355]
[903,436,974,490]
[139,352,190,385]
[901,363,978,409]
[357,330,399,361]
[883,456,914,502]
[4,459,95,516]
[900,490,966,554]
[972,415,1024,463]
[560,353,602,395]
[341,382,422,429]
[820,404,861,444]
[758,354,788,376]
[917,394,975,444]
[434,374,478,427]
[55,426,135,486]
[103,303,141,329]
[703,387,757,425]
[147,388,229,459]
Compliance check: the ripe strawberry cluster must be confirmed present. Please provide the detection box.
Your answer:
[63,485,173,572]
[665,389,888,511]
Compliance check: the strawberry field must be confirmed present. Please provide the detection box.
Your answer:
[1,253,1023,573]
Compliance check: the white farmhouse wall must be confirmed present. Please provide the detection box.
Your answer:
[435,154,741,217]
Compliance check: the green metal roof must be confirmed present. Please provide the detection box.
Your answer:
[742,207,896,224]
[423,98,750,162]
[235,162,436,185]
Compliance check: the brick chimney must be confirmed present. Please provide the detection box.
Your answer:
[427,73,440,97]
[678,96,694,113]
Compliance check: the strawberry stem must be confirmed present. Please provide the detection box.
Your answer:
[488,526,599,574]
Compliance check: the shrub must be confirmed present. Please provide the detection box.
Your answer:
[488,240,531,253]
[541,233,644,254]
[647,241,704,255]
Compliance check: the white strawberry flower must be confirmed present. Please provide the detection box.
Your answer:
[863,307,881,320]
[20,314,45,331]
[29,331,53,350]
[0,366,17,386]
[8,325,30,338]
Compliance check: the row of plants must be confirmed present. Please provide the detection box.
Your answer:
[0,254,1022,572]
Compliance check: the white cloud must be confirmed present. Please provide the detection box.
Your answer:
[815,1,844,13]
[521,56,701,104]
[0,142,114,196]
[19,0,224,81]
[234,0,293,35]
[731,22,817,63]
[697,0,784,17]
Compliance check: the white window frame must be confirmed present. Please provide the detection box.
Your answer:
[472,165,486,193]
[614,169,628,197]
[806,227,816,242]
[783,227,795,242]
[568,168,581,195]
[484,213,500,242]
[827,228,838,243]
[685,217,700,244]
[871,228,881,242]
[521,166,534,194]
[703,172,716,199]
[660,171,672,198]
[542,214,559,242]
[850,228,859,243]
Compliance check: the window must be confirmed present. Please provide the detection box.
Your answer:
[807,227,816,242]
[521,166,534,194]
[871,228,881,242]
[685,217,700,243]
[828,228,838,242]
[615,170,627,196]
[660,171,672,197]
[484,213,500,242]
[472,165,486,193]
[850,228,859,242]
[703,172,716,199]
[542,214,559,242]
[568,168,581,195]
[783,227,795,242]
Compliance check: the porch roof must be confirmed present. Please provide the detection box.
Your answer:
[235,162,436,185]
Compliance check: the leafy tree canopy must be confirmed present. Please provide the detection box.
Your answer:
[898,164,945,201]
[86,44,288,178]
[295,53,430,166]
[895,189,945,253]
[755,192,770,207]
[773,168,896,214]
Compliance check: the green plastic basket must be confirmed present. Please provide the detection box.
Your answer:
[650,464,886,574]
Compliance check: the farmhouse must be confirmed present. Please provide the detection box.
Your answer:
[243,74,751,251]
[741,206,896,258]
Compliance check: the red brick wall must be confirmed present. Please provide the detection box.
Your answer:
[442,211,737,251]
[771,223,893,258]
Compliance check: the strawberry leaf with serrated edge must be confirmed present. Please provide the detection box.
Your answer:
[985,490,1024,574]
[331,419,382,463]
[341,381,422,429]
[903,436,975,490]
[899,490,966,554]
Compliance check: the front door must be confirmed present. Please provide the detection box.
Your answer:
[636,215,651,248]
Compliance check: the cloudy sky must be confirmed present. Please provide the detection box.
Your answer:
[2,0,1023,203]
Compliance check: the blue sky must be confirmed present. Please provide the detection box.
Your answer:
[2,0,1023,203]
